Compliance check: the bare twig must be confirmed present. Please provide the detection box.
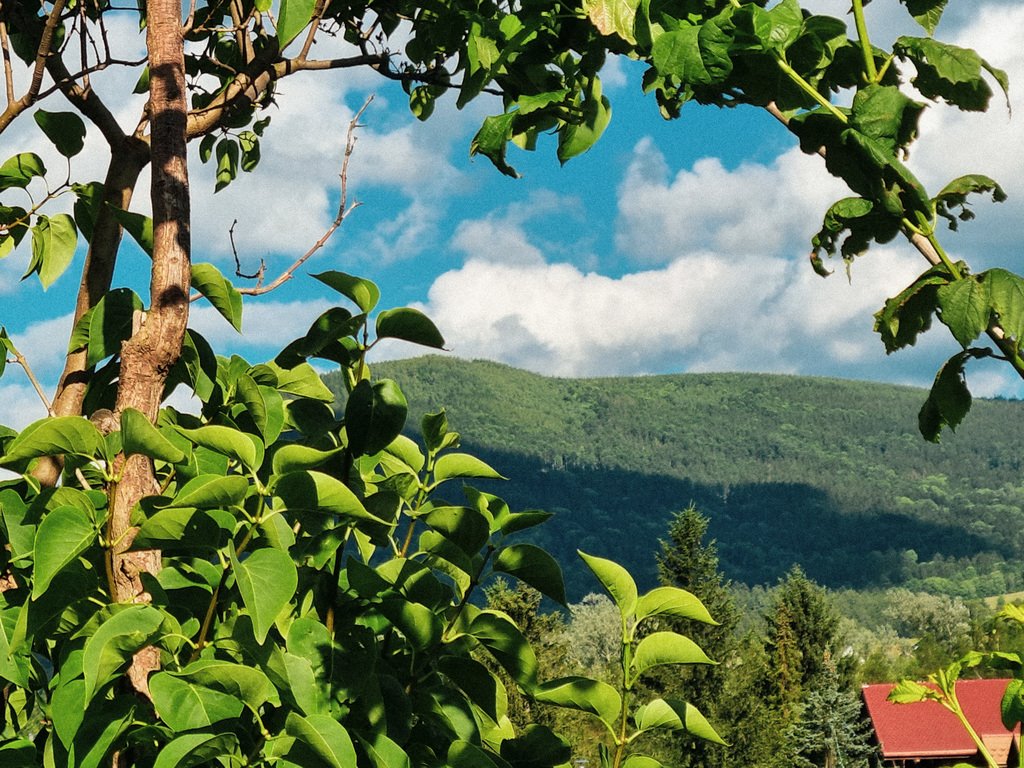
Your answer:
[229,219,265,282]
[191,95,373,302]
[0,19,16,104]
[7,347,54,416]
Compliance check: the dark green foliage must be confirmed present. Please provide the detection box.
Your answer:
[336,357,1024,598]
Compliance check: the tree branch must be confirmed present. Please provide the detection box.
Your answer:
[197,96,372,300]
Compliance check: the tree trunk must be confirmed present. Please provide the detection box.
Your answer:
[107,0,189,697]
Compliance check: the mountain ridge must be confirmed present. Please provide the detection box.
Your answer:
[326,356,1024,599]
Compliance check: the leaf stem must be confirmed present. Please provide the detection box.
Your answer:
[850,0,878,82]
[773,54,848,124]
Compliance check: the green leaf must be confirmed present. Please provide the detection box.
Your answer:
[214,139,239,192]
[84,288,144,366]
[494,544,566,605]
[434,453,503,483]
[313,271,380,313]
[32,506,97,599]
[191,262,243,332]
[232,547,297,643]
[470,112,520,179]
[285,712,358,768]
[34,109,87,158]
[274,470,382,523]
[635,698,725,744]
[887,679,939,704]
[919,351,974,442]
[653,27,711,84]
[899,0,948,35]
[937,277,990,348]
[277,0,317,48]
[933,174,1006,232]
[534,676,621,728]
[636,586,716,625]
[134,507,234,551]
[357,732,412,768]
[122,407,186,463]
[469,611,538,688]
[111,207,153,256]
[1001,679,1024,730]
[83,605,166,703]
[0,607,31,687]
[153,733,241,768]
[894,36,1008,112]
[29,213,78,288]
[169,474,250,509]
[175,424,262,470]
[438,656,507,724]
[236,374,285,444]
[579,550,637,620]
[266,361,335,401]
[0,739,37,767]
[632,632,714,677]
[271,443,344,475]
[0,153,46,191]
[150,672,244,731]
[424,506,489,555]
[448,741,503,768]
[558,82,612,164]
[986,269,1024,346]
[583,0,639,44]
[2,415,104,464]
[622,757,661,768]
[874,267,948,353]
[499,725,571,768]
[375,307,445,349]
[345,378,408,456]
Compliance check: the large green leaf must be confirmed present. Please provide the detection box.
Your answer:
[82,605,167,703]
[345,378,408,456]
[32,505,97,599]
[169,474,249,509]
[622,757,661,768]
[632,632,714,677]
[433,453,503,483]
[153,733,241,768]
[285,712,358,768]
[266,361,335,401]
[271,444,345,475]
[122,407,186,463]
[111,207,153,256]
[29,214,78,288]
[583,0,639,43]
[937,276,990,348]
[175,424,262,470]
[469,611,538,688]
[236,373,285,444]
[274,470,382,523]
[2,416,104,463]
[0,739,38,767]
[232,547,297,643]
[192,262,243,332]
[636,586,716,625]
[424,506,490,555]
[376,307,445,349]
[558,88,611,163]
[313,271,380,313]
[357,732,412,768]
[0,607,31,687]
[534,676,621,728]
[634,698,726,744]
[34,109,87,157]
[150,672,244,731]
[277,0,317,48]
[900,0,948,35]
[0,152,45,191]
[986,269,1024,346]
[579,550,637,620]
[448,741,504,768]
[493,544,566,606]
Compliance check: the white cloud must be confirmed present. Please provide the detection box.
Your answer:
[415,241,930,381]
[0,383,48,430]
[616,139,848,263]
[188,297,337,354]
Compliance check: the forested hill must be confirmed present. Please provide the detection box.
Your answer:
[325,356,1024,600]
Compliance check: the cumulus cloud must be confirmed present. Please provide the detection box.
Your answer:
[616,140,848,263]
[416,241,933,382]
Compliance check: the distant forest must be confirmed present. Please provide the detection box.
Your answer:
[325,356,1024,601]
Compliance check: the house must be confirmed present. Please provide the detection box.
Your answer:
[862,679,1020,767]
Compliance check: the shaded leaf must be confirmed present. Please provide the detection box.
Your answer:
[32,505,96,599]
[534,676,621,728]
[494,544,566,605]
[232,547,297,643]
[192,262,243,332]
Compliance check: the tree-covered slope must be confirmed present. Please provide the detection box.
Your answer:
[326,357,1024,599]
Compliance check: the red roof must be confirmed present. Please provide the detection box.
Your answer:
[862,679,1020,762]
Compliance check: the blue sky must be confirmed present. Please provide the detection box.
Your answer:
[1,1,1023,428]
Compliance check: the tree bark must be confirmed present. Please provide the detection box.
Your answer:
[107,0,189,698]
